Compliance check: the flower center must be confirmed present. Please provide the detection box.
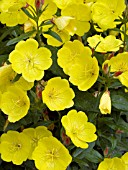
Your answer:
[46,149,59,161]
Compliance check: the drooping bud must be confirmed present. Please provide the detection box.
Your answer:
[99,90,111,114]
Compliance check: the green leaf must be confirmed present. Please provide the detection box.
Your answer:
[73,87,99,112]
[111,94,128,111]
[116,117,128,132]
[0,112,6,131]
[0,26,19,42]
[12,74,21,83]
[6,30,36,46]
[40,20,53,27]
[73,142,95,158]
[44,30,62,42]
[46,45,68,78]
[83,149,103,163]
[0,54,8,65]
[22,8,35,19]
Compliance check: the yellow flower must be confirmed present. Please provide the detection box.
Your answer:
[23,126,52,159]
[0,0,28,26]
[14,76,34,91]
[32,136,72,170]
[61,109,97,148]
[0,91,2,109]
[42,77,75,111]
[97,157,126,170]
[61,3,91,36]
[91,0,126,30]
[95,35,123,53]
[52,0,74,9]
[69,51,99,91]
[1,86,30,122]
[88,35,123,52]
[108,52,128,87]
[0,131,31,165]
[57,40,90,75]
[121,152,128,170]
[9,38,52,82]
[87,34,104,48]
[43,25,70,47]
[99,90,111,114]
[0,65,16,93]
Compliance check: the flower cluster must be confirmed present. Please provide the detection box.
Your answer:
[0,0,128,169]
[0,126,72,169]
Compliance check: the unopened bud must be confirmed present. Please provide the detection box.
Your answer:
[23,3,29,8]
[108,52,115,60]
[103,63,109,75]
[104,147,109,156]
[99,90,111,114]
[35,0,44,10]
[114,71,123,77]
[116,129,124,134]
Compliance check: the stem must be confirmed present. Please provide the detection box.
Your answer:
[36,21,42,47]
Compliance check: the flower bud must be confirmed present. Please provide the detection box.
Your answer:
[99,90,111,114]
[35,0,44,10]
[103,147,109,156]
[103,63,109,75]
[114,71,123,77]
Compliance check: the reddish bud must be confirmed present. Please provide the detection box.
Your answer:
[108,52,115,60]
[114,71,123,77]
[103,63,109,75]
[104,147,109,156]
[36,83,43,99]
[23,3,29,8]
[116,129,124,134]
[35,0,44,10]
[61,130,71,146]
